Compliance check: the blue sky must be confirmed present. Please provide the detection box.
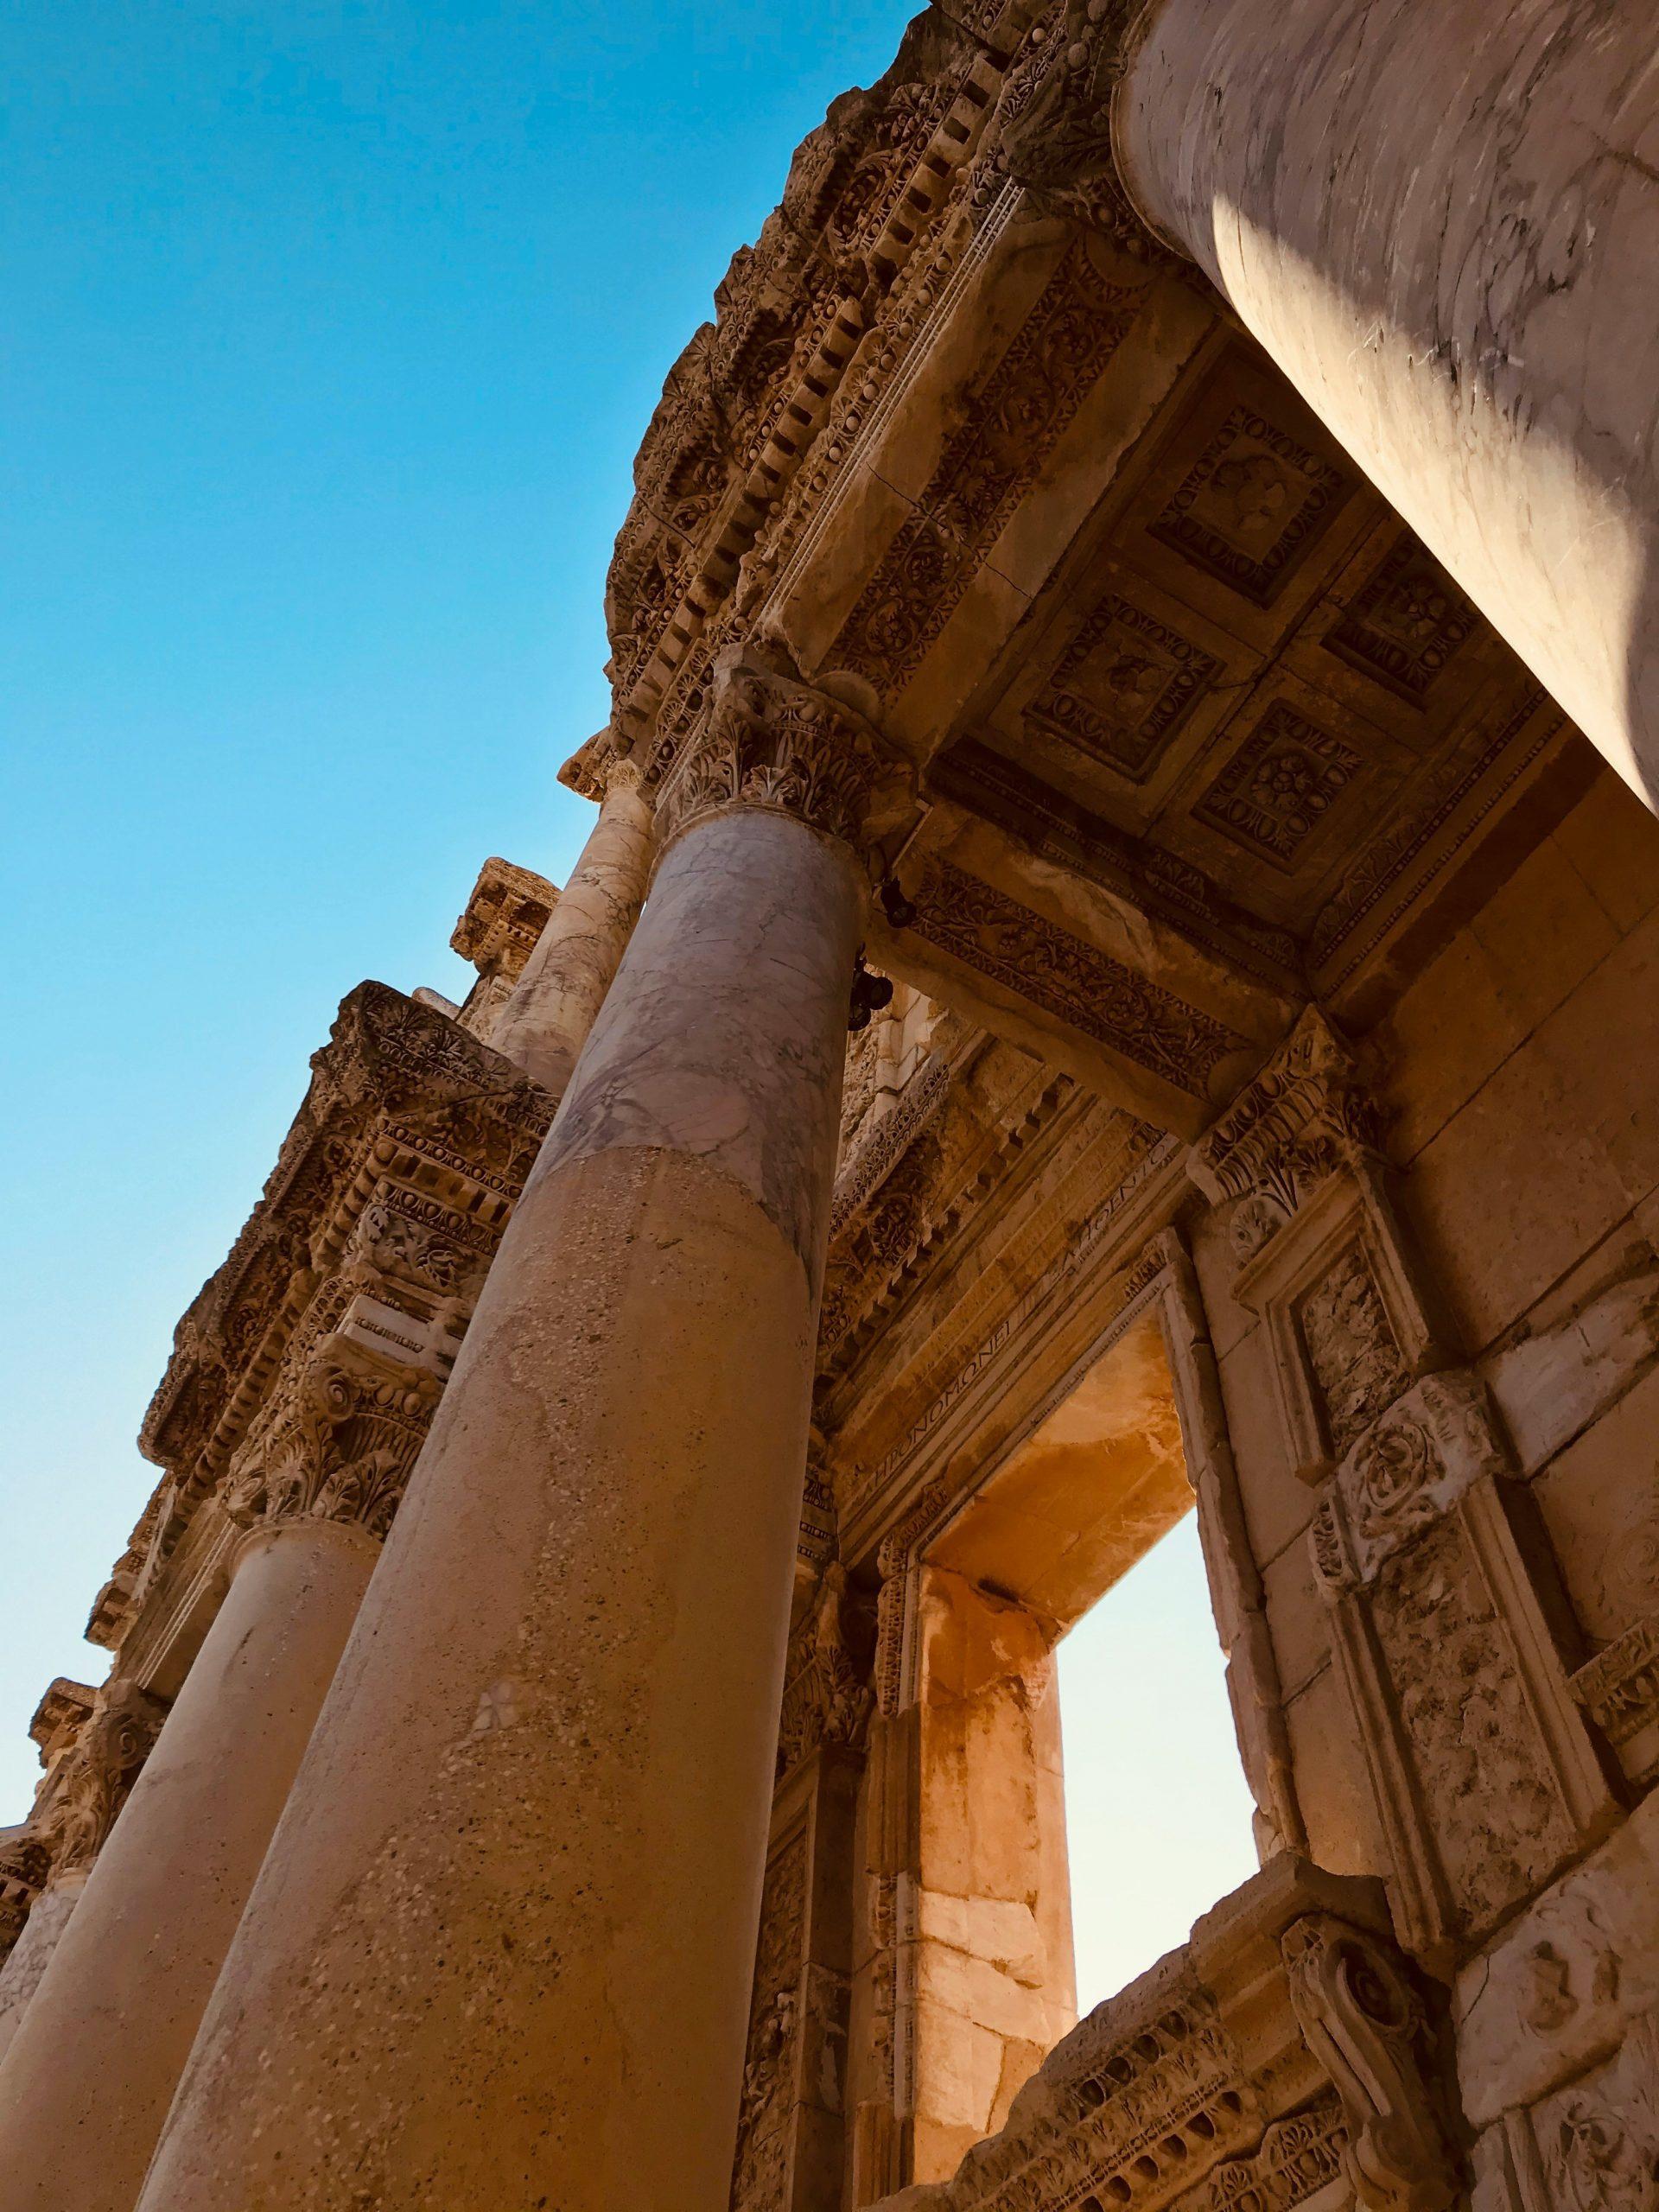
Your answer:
[0,0,1255,2006]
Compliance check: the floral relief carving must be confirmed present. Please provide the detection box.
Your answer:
[660,647,912,854]
[1370,1522,1572,1929]
[989,0,1177,258]
[834,240,1147,694]
[1190,1008,1382,1261]
[0,1837,49,1968]
[911,862,1244,1096]
[35,1682,168,1877]
[1325,533,1478,704]
[731,1829,808,2211]
[226,1336,442,1544]
[1207,2094,1348,2209]
[1550,2098,1659,2212]
[1298,1246,1408,1459]
[1195,706,1362,870]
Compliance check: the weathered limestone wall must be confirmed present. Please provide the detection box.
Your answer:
[1185,769,1659,1899]
[906,1567,1075,2183]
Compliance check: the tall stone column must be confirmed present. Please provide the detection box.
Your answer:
[488,753,654,1096]
[0,1338,437,2212]
[0,1681,162,2070]
[1109,0,1659,810]
[136,658,908,2212]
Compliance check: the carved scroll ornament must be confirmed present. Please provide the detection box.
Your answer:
[1281,1915,1459,2212]
[226,1335,442,1544]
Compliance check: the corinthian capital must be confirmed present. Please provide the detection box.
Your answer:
[659,648,915,859]
[993,0,1173,264]
[35,1681,167,1876]
[227,1334,442,1544]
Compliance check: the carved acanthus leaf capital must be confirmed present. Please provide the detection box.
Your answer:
[659,648,916,859]
[226,1334,442,1544]
[34,1681,167,1877]
[992,0,1174,263]
[1190,1007,1385,1258]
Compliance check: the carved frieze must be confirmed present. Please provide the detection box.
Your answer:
[834,241,1149,695]
[909,862,1244,1098]
[1572,1612,1659,1756]
[865,1866,1452,2212]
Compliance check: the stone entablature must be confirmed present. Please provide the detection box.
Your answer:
[873,1858,1459,2212]
[117,981,553,1651]
[1,984,554,1981]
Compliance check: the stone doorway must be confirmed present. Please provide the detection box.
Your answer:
[903,1306,1257,2178]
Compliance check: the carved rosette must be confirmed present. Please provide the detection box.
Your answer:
[658,650,913,860]
[34,1682,168,1878]
[226,1335,442,1545]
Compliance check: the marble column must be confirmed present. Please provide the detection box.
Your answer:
[136,659,904,2212]
[0,1517,378,2212]
[0,1681,163,2071]
[488,754,654,1096]
[0,1874,86,2069]
[1116,0,1659,810]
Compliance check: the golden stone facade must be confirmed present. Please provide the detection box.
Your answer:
[3,3,1658,2208]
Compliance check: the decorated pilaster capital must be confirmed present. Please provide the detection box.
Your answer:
[226,1333,442,1547]
[34,1681,168,1877]
[658,647,916,863]
[1189,1007,1385,1260]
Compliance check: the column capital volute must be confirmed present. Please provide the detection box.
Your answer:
[225,1333,442,1548]
[656,645,917,866]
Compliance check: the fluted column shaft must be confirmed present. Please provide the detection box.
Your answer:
[489,757,654,1096]
[1118,0,1659,810]
[136,664,896,2212]
[0,1519,378,2212]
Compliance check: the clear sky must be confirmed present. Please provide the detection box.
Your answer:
[0,0,1255,2009]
